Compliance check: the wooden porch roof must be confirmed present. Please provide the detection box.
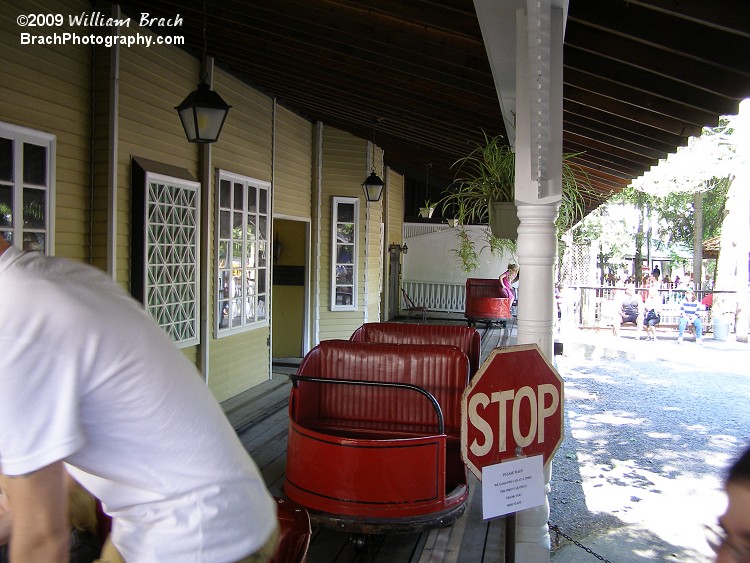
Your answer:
[119,0,750,216]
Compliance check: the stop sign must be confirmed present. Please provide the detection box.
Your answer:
[461,344,564,480]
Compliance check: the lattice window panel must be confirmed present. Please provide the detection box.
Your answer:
[144,174,200,348]
[560,243,594,287]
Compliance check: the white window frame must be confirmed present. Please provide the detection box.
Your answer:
[142,172,201,348]
[214,170,271,337]
[330,196,359,311]
[0,121,56,253]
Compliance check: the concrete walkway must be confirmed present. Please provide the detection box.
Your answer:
[550,324,750,562]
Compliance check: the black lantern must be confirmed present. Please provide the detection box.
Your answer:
[362,170,385,202]
[175,81,231,144]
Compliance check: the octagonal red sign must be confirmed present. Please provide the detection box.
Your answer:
[461,344,564,480]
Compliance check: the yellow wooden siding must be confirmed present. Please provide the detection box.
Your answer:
[207,68,274,399]
[274,106,313,218]
[91,45,113,272]
[365,205,383,322]
[387,171,404,246]
[209,329,270,402]
[318,126,374,341]
[0,0,92,261]
[364,146,384,322]
[117,25,199,286]
[213,69,274,182]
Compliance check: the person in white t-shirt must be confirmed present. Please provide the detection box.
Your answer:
[0,238,277,562]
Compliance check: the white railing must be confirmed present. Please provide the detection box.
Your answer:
[403,222,451,239]
[402,280,466,313]
[573,286,729,330]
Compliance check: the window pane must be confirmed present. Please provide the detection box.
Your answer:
[23,188,45,228]
[258,241,267,267]
[231,240,242,268]
[1,231,12,244]
[218,241,229,268]
[247,186,257,213]
[0,138,12,181]
[246,269,256,294]
[23,143,46,186]
[219,179,231,208]
[258,216,267,241]
[233,182,243,209]
[258,269,266,293]
[336,265,353,285]
[23,232,44,252]
[219,300,229,328]
[257,296,266,320]
[259,189,267,213]
[0,185,12,227]
[219,211,231,238]
[337,224,354,243]
[337,244,354,264]
[245,296,255,322]
[232,270,242,297]
[338,202,354,222]
[233,211,243,235]
[247,219,256,241]
[231,298,242,327]
[247,241,256,268]
[336,286,353,306]
[218,270,230,300]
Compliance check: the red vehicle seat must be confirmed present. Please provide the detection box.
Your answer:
[272,496,311,563]
[350,322,481,377]
[284,340,470,533]
[464,278,512,325]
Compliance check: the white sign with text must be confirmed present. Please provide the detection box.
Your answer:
[482,454,545,519]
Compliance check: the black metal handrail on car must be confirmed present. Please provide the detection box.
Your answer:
[291,375,445,435]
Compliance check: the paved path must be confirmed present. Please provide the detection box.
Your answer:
[549,326,750,562]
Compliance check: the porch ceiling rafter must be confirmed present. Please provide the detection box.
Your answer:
[117,0,750,217]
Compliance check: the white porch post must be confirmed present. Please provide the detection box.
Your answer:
[514,203,557,563]
[516,204,559,358]
[474,0,566,558]
[513,1,564,560]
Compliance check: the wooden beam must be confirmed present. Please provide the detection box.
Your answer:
[564,48,742,117]
[564,131,658,169]
[564,84,704,137]
[563,120,667,161]
[563,110,674,156]
[568,0,750,72]
[564,66,721,128]
[622,0,750,38]
[564,23,750,101]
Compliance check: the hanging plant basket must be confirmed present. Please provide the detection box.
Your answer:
[488,201,519,239]
[419,206,435,219]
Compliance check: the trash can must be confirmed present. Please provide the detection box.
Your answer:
[713,316,730,341]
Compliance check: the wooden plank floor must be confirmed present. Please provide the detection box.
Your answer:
[224,318,517,562]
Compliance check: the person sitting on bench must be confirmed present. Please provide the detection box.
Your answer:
[678,288,704,344]
[614,284,644,338]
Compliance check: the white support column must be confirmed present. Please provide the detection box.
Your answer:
[516,204,559,359]
[514,203,557,563]
[512,2,564,561]
[474,0,567,558]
